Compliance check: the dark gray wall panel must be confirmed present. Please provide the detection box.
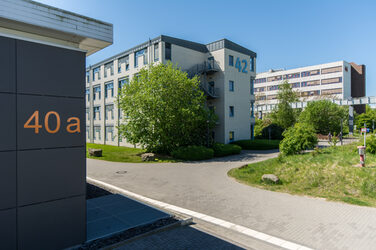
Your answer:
[0,151,16,210]
[18,147,85,206]
[0,208,17,250]
[17,95,85,149]
[0,36,15,93]
[17,40,85,98]
[0,93,16,151]
[18,196,86,250]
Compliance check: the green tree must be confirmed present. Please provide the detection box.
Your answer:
[279,123,318,155]
[355,105,376,130]
[118,63,217,153]
[299,100,348,135]
[270,81,300,129]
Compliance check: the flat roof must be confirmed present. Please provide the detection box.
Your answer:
[0,0,113,55]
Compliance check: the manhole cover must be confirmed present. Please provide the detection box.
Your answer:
[116,171,127,174]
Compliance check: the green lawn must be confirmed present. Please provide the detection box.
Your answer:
[86,143,177,163]
[228,143,376,207]
[231,139,281,150]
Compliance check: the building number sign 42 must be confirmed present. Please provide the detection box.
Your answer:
[24,110,81,134]
[235,57,248,73]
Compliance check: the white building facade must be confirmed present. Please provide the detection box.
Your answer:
[255,61,356,108]
[86,35,257,146]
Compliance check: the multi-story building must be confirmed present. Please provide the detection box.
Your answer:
[86,35,257,146]
[255,61,366,113]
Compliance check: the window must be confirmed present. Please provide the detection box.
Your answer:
[105,105,114,120]
[284,72,300,79]
[154,43,159,62]
[321,88,343,95]
[86,108,90,121]
[86,71,90,83]
[267,75,282,82]
[254,87,265,92]
[301,80,320,87]
[94,126,101,140]
[165,43,171,60]
[105,82,114,98]
[104,62,114,77]
[268,85,279,91]
[291,82,300,88]
[229,55,234,66]
[301,69,320,77]
[301,90,320,97]
[321,66,342,74]
[118,77,129,91]
[93,106,101,120]
[118,56,129,73]
[250,78,254,95]
[86,88,90,101]
[93,85,101,100]
[250,57,255,72]
[229,81,234,92]
[135,48,147,67]
[86,126,90,139]
[267,95,278,100]
[254,78,266,84]
[229,106,234,117]
[229,131,234,142]
[93,67,100,81]
[105,126,114,141]
[321,77,342,85]
[256,95,266,101]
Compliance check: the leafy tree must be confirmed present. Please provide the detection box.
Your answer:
[299,100,348,135]
[279,123,318,155]
[355,105,376,130]
[118,63,217,153]
[270,81,300,129]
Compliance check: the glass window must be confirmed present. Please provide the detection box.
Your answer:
[93,85,101,100]
[301,90,320,97]
[86,71,90,83]
[267,95,278,100]
[291,82,300,88]
[165,43,171,60]
[104,62,114,77]
[321,88,343,95]
[118,56,129,73]
[105,105,114,120]
[301,80,320,87]
[94,126,101,140]
[229,106,234,117]
[135,48,147,67]
[105,126,114,141]
[250,78,254,95]
[93,106,101,120]
[86,88,90,101]
[284,72,300,79]
[229,80,234,92]
[321,77,342,85]
[268,85,279,91]
[154,43,159,62]
[254,78,266,84]
[93,67,100,81]
[105,82,114,98]
[250,57,255,72]
[229,131,234,142]
[229,55,234,66]
[267,75,282,82]
[321,66,342,74]
[118,77,129,91]
[301,69,320,77]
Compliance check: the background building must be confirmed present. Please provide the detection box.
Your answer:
[255,61,366,114]
[86,35,257,146]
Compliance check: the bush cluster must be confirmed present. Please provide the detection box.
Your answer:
[212,143,241,157]
[279,123,318,155]
[366,135,376,154]
[171,146,214,161]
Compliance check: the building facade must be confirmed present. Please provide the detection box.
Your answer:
[255,61,366,113]
[86,35,257,146]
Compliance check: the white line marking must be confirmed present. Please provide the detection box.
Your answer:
[87,177,314,250]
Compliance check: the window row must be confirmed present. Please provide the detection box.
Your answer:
[87,43,163,82]
[255,65,343,83]
[88,78,130,101]
[256,88,343,100]
[89,126,116,141]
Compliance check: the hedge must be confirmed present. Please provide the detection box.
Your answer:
[213,143,241,157]
[231,139,280,150]
[171,146,214,161]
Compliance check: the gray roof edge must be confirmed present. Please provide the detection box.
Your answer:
[222,39,257,58]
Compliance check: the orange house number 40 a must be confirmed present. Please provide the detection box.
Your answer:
[24,111,81,134]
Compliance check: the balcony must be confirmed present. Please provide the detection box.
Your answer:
[187,59,220,78]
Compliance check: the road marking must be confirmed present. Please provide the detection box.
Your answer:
[87,177,314,250]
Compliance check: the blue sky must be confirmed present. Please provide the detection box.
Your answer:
[37,0,376,96]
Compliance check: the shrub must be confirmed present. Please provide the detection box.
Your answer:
[231,139,280,150]
[279,123,318,155]
[261,123,284,140]
[366,135,376,154]
[171,146,214,161]
[213,143,241,157]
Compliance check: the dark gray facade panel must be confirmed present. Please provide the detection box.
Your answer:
[0,36,16,93]
[0,208,17,250]
[0,93,16,151]
[17,95,85,150]
[18,196,86,250]
[18,147,85,206]
[0,151,16,210]
[17,40,85,98]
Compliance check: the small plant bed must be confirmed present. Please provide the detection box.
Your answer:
[228,143,376,207]
[231,139,280,150]
[86,143,177,163]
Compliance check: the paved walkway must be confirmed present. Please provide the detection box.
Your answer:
[87,150,376,250]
